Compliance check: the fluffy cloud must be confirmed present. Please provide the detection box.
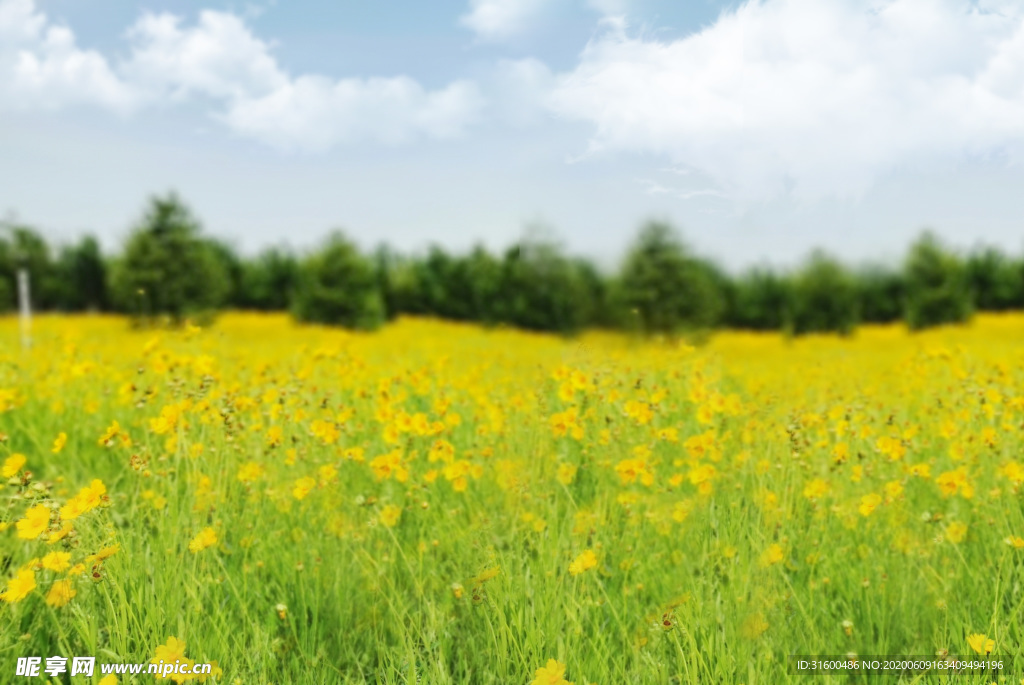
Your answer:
[459,0,629,40]
[0,0,482,148]
[0,0,138,112]
[221,76,484,151]
[459,0,551,40]
[547,0,1024,200]
[124,10,288,101]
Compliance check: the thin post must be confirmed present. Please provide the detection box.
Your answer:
[17,267,30,350]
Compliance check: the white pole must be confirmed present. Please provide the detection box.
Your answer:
[17,268,30,350]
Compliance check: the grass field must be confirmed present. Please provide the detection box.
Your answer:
[1,313,1023,684]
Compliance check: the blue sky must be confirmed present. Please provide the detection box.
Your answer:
[2,0,1024,271]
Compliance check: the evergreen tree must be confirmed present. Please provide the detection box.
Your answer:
[618,221,724,335]
[109,193,229,324]
[291,232,385,330]
[903,232,972,330]
[790,251,859,335]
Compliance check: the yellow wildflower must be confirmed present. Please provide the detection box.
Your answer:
[45,579,76,607]
[379,505,402,528]
[531,659,573,685]
[41,551,72,572]
[568,549,598,576]
[52,432,67,453]
[2,453,26,478]
[16,504,51,540]
[759,543,784,568]
[1,567,37,602]
[188,527,218,553]
[967,633,994,655]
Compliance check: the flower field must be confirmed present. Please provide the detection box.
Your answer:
[2,313,1023,683]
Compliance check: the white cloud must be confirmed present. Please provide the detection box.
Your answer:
[460,0,551,40]
[638,179,729,201]
[0,0,138,112]
[458,0,630,40]
[0,0,482,148]
[547,0,1024,200]
[0,0,43,42]
[124,10,288,101]
[221,76,484,151]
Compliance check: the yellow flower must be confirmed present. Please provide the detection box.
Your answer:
[531,658,573,685]
[759,543,784,568]
[1,567,37,603]
[1004,535,1024,549]
[615,457,654,486]
[16,504,51,540]
[151,636,195,682]
[85,544,121,565]
[556,463,578,485]
[318,464,337,486]
[52,432,67,454]
[568,549,598,576]
[2,453,26,478]
[45,579,76,607]
[47,521,74,544]
[292,476,317,500]
[198,661,222,683]
[265,425,283,447]
[802,478,829,500]
[152,635,187,661]
[945,521,968,544]
[188,527,218,553]
[858,493,882,517]
[832,442,849,463]
[379,505,402,528]
[909,462,931,478]
[98,675,118,685]
[740,612,770,639]
[967,633,994,655]
[60,479,107,521]
[41,551,72,572]
[98,420,124,447]
[471,566,501,585]
[236,462,265,483]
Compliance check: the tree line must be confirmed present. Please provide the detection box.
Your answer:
[0,193,1017,336]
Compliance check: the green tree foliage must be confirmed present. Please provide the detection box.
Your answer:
[0,223,108,313]
[239,247,299,311]
[205,239,245,308]
[109,193,230,324]
[618,221,724,335]
[375,238,603,334]
[723,267,793,331]
[0,223,66,311]
[903,232,972,330]
[495,237,594,334]
[401,245,503,323]
[573,258,614,329]
[0,234,17,312]
[373,246,423,319]
[11,194,1024,338]
[855,264,904,324]
[291,231,385,330]
[52,236,109,311]
[790,251,859,335]
[965,246,1024,311]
